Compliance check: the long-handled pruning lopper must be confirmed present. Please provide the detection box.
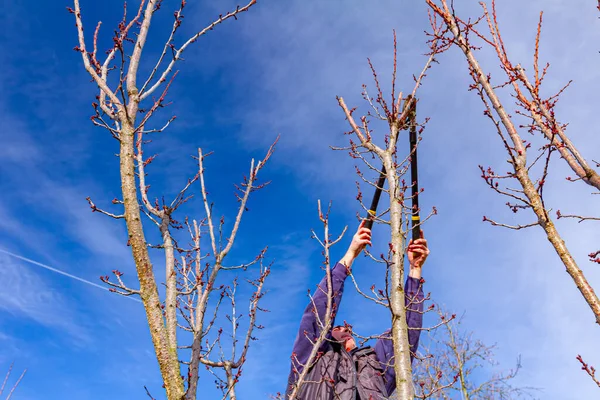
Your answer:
[364,97,420,242]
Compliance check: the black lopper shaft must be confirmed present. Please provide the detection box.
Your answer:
[364,167,387,230]
[409,99,420,242]
[364,97,420,234]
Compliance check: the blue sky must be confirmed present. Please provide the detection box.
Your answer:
[0,0,599,399]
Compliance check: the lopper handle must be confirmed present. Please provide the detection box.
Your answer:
[408,98,420,242]
[364,167,387,230]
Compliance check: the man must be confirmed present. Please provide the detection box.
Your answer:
[286,221,429,399]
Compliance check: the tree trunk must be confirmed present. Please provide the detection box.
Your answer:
[515,168,600,325]
[160,219,179,366]
[120,119,185,399]
[425,0,600,326]
[385,146,415,399]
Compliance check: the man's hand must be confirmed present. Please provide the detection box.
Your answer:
[408,231,429,279]
[339,220,372,270]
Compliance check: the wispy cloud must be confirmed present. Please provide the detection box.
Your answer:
[194,0,600,398]
[0,98,131,267]
[0,249,142,303]
[0,254,89,343]
[0,0,598,398]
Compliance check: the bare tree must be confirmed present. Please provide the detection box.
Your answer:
[413,310,535,399]
[69,1,276,399]
[0,363,26,400]
[422,0,600,390]
[423,0,600,324]
[335,30,444,398]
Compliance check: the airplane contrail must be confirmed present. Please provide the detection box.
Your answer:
[0,248,142,303]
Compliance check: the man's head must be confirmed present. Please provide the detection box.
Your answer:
[332,325,357,352]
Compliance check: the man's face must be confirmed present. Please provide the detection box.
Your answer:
[332,325,357,351]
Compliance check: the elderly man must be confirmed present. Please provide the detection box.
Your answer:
[286,221,429,399]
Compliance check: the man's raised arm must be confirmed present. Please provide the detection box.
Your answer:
[288,222,372,376]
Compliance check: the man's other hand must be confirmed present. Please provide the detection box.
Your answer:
[340,220,372,269]
[408,231,429,278]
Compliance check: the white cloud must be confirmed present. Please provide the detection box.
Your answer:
[0,254,89,343]
[0,0,597,398]
[0,109,130,268]
[196,0,600,398]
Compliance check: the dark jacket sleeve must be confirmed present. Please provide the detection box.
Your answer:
[373,276,424,396]
[288,263,349,378]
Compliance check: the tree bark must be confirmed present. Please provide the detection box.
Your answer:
[160,218,179,371]
[384,125,415,399]
[517,169,600,325]
[120,119,184,399]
